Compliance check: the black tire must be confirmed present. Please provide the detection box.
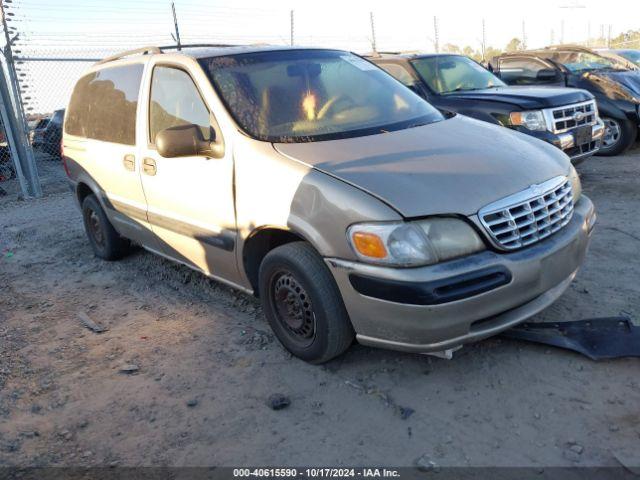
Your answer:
[259,241,354,364]
[81,194,130,261]
[597,117,637,156]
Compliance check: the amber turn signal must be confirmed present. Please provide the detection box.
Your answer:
[351,231,388,259]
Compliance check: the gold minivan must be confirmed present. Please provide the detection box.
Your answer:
[63,45,596,363]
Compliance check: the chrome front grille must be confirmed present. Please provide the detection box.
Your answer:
[545,100,597,134]
[479,176,574,250]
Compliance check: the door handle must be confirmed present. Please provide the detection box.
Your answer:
[123,154,135,171]
[142,157,157,176]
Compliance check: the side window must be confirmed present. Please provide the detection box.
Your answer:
[65,64,143,145]
[149,66,212,144]
[499,58,553,85]
[378,63,415,87]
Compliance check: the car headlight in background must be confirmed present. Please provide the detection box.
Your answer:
[568,165,582,204]
[347,218,485,267]
[509,110,547,131]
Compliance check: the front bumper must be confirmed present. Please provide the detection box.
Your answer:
[519,122,605,163]
[325,196,595,354]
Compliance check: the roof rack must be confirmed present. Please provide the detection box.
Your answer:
[94,43,248,66]
[158,43,239,51]
[94,46,161,65]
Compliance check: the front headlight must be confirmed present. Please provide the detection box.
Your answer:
[347,218,485,267]
[509,110,547,131]
[569,165,582,203]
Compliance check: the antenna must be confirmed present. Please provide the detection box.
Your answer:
[171,1,181,51]
[433,16,439,53]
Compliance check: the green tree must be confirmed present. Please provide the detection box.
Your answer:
[442,43,461,54]
[505,38,522,52]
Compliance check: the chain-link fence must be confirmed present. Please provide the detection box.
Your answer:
[0,0,637,198]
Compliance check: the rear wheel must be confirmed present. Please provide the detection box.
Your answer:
[597,117,637,156]
[259,242,354,364]
[82,194,130,260]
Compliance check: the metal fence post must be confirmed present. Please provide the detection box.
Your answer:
[0,58,41,197]
[1,0,41,198]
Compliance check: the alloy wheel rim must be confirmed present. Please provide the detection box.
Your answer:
[602,118,621,148]
[271,271,316,347]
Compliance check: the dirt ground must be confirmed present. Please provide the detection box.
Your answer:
[1,147,639,469]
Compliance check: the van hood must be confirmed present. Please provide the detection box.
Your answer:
[445,86,593,109]
[274,115,569,218]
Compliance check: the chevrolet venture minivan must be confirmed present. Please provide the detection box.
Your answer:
[63,45,596,363]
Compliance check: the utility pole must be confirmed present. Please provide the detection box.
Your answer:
[433,16,439,53]
[607,24,612,47]
[290,10,294,46]
[481,19,486,62]
[0,0,41,197]
[550,28,555,46]
[171,1,181,50]
[369,11,377,53]
[560,20,565,44]
[521,20,527,50]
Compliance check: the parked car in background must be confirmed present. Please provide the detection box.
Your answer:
[30,109,64,158]
[597,48,640,69]
[367,52,604,163]
[63,45,595,363]
[490,45,640,156]
[0,126,14,181]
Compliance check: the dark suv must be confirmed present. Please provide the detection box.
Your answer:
[30,109,64,159]
[490,45,640,156]
[367,52,604,163]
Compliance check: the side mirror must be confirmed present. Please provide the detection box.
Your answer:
[156,124,224,159]
[536,68,560,82]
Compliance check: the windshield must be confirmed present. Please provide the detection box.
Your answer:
[550,51,625,72]
[411,55,505,94]
[198,49,443,143]
[616,50,640,66]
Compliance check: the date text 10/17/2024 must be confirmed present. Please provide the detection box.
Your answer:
[233,468,401,478]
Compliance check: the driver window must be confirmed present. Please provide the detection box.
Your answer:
[149,66,212,144]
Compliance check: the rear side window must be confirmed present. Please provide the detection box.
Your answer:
[65,64,144,145]
[149,66,212,144]
[498,57,551,84]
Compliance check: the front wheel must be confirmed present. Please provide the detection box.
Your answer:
[597,117,637,156]
[259,242,354,364]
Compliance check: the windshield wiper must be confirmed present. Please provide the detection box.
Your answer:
[447,87,482,93]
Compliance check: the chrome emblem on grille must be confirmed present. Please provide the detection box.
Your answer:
[530,184,545,196]
[572,111,586,122]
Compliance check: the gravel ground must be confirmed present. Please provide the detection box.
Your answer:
[0,147,639,469]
